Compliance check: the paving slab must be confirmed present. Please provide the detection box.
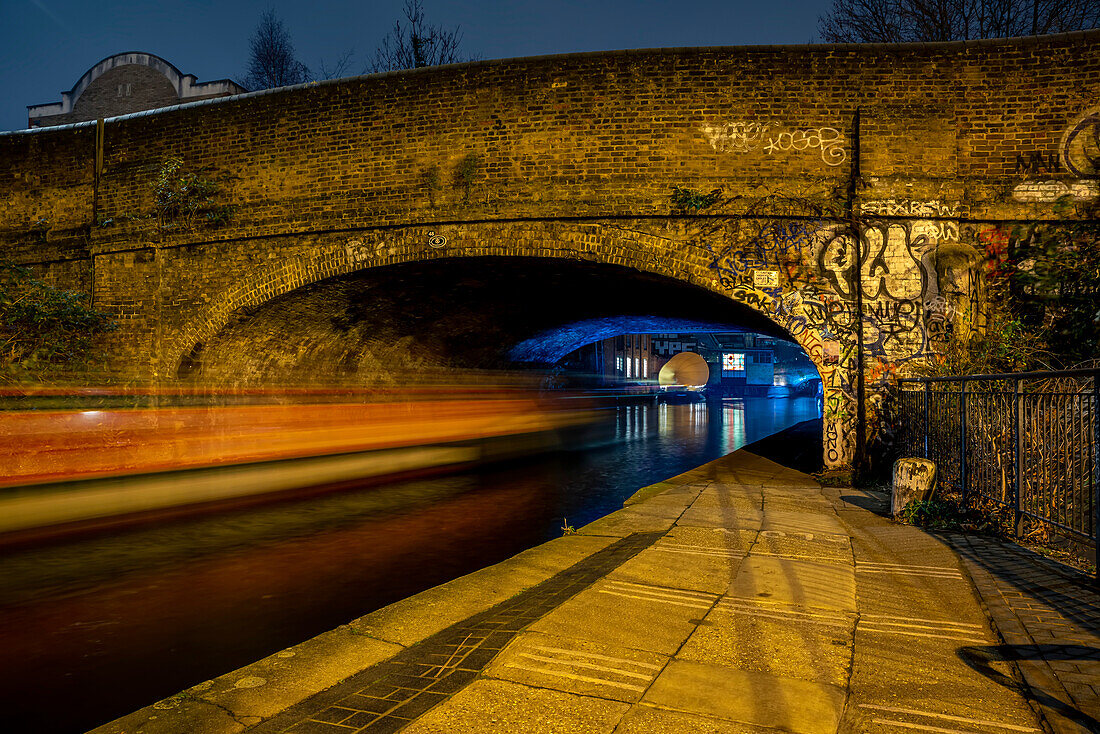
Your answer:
[679,598,854,685]
[526,577,713,655]
[676,504,764,529]
[641,659,845,734]
[399,679,629,734]
[663,525,758,552]
[612,705,788,734]
[605,538,743,594]
[750,528,852,563]
[578,507,681,537]
[760,509,847,536]
[726,555,857,612]
[485,630,666,702]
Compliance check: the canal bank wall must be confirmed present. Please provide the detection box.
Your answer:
[89,443,741,734]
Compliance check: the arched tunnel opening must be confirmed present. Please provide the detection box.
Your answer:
[181,256,805,385]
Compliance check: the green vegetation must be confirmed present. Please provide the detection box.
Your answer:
[154,158,235,231]
[0,262,115,381]
[899,493,1007,535]
[453,154,480,203]
[920,199,1100,376]
[670,186,722,211]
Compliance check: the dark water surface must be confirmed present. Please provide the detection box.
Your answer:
[0,397,820,734]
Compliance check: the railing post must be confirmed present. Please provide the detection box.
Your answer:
[923,380,931,460]
[1092,370,1099,587]
[1014,377,1024,537]
[960,380,968,499]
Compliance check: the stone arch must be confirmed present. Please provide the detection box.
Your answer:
[167,221,834,378]
[164,219,849,465]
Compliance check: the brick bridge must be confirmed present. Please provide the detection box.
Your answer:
[2,31,1099,469]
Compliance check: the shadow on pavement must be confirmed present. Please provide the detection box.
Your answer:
[837,493,891,515]
[958,644,1100,730]
[741,418,823,475]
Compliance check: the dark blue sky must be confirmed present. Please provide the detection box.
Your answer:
[1,0,827,132]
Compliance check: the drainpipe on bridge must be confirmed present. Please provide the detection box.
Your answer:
[849,107,867,484]
[90,118,104,309]
[92,118,104,224]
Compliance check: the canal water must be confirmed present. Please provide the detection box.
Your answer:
[0,397,820,734]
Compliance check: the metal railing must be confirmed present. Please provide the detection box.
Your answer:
[895,369,1099,581]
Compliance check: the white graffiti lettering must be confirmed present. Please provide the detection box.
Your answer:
[859,199,959,218]
[1011,180,1099,203]
[762,127,846,166]
[700,121,775,153]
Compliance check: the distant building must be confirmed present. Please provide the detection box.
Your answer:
[558,334,655,387]
[28,52,246,128]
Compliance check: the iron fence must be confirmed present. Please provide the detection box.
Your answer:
[895,369,1100,581]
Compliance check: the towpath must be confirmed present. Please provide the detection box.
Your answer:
[95,450,1100,734]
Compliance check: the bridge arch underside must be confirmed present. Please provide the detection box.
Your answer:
[180,256,791,384]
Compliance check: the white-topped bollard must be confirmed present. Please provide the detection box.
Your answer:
[891,458,937,517]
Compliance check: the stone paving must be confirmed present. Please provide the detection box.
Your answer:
[948,534,1100,733]
[95,449,1100,734]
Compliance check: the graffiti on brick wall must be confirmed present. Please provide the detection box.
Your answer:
[703,200,975,373]
[1012,180,1099,203]
[1015,152,1060,175]
[701,120,847,166]
[694,197,987,468]
[1060,108,1100,179]
[700,121,775,153]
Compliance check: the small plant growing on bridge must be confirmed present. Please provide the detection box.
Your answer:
[0,262,116,381]
[154,158,235,232]
[670,186,722,212]
[561,518,577,536]
[423,164,442,207]
[453,154,480,203]
[32,217,50,243]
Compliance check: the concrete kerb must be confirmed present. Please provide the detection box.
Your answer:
[89,454,722,734]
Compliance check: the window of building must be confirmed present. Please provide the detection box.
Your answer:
[723,352,745,372]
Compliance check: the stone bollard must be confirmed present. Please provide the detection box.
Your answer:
[891,458,937,517]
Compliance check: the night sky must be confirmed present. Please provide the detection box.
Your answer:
[1,0,828,132]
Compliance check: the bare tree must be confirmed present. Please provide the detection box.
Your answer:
[369,0,473,73]
[243,9,311,90]
[819,0,1099,43]
[317,49,356,80]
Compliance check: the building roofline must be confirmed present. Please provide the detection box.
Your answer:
[26,51,246,118]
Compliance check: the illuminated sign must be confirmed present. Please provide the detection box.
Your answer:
[723,352,745,371]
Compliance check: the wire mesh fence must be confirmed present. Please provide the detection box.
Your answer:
[895,370,1099,580]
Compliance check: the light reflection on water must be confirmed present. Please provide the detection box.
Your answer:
[553,397,821,531]
[0,397,820,734]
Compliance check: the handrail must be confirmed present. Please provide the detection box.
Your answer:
[898,368,1100,384]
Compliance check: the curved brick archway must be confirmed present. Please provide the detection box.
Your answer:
[162,220,853,465]
[165,220,832,372]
